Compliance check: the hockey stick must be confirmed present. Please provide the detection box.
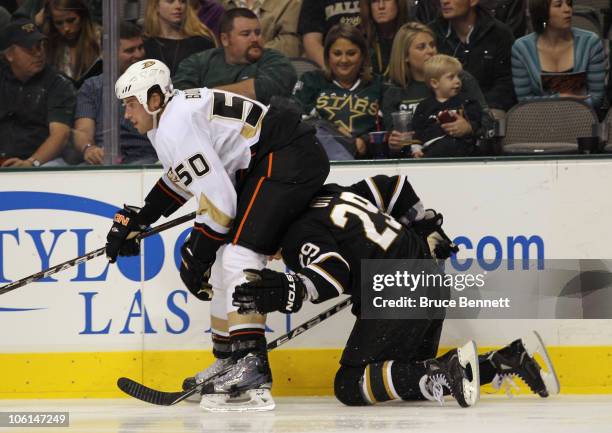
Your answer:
[117,296,353,406]
[0,212,196,296]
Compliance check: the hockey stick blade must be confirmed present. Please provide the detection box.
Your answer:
[0,212,196,296]
[117,377,204,406]
[117,297,352,406]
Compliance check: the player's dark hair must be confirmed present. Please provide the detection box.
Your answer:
[120,20,142,40]
[323,24,372,84]
[147,85,166,107]
[219,8,258,34]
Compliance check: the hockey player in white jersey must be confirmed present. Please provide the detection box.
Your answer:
[105,59,329,411]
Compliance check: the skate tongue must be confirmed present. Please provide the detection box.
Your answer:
[200,389,275,412]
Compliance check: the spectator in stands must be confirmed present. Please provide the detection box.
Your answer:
[144,0,216,77]
[173,8,296,104]
[383,22,490,156]
[43,0,102,88]
[222,0,302,58]
[292,23,385,158]
[0,18,75,167]
[511,0,606,109]
[298,0,361,68]
[196,0,225,36]
[429,0,516,114]
[412,0,527,39]
[412,54,481,158]
[359,0,409,78]
[72,21,157,165]
[480,0,526,39]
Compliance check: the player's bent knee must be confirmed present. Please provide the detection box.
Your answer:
[334,366,369,406]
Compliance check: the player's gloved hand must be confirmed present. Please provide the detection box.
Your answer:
[401,209,459,261]
[105,205,148,263]
[233,268,306,315]
[180,234,214,301]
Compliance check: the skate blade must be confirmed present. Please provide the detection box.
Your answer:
[200,389,275,412]
[522,331,560,396]
[457,340,480,407]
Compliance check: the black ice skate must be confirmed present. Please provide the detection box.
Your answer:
[182,357,235,403]
[419,340,480,408]
[487,330,560,398]
[199,352,274,412]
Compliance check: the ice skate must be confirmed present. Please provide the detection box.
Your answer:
[199,352,275,412]
[488,330,560,397]
[419,340,480,408]
[182,357,235,403]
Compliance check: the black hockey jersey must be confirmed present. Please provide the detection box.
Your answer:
[280,175,426,305]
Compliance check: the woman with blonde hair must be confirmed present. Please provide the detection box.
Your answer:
[144,0,216,76]
[43,0,101,87]
[383,22,490,157]
[292,23,386,158]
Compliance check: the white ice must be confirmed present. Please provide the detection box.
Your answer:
[1,395,610,433]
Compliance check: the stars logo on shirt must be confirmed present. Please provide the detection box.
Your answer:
[316,93,378,133]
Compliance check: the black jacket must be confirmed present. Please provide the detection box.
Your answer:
[429,6,517,111]
[413,0,526,39]
[480,0,527,39]
[413,93,482,146]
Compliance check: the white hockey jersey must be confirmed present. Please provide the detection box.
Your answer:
[147,88,268,235]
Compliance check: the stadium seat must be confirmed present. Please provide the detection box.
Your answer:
[573,5,604,37]
[574,0,612,36]
[500,98,599,155]
[290,57,321,78]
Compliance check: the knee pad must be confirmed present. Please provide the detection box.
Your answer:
[334,365,369,406]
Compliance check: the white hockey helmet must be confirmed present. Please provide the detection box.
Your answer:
[115,59,175,115]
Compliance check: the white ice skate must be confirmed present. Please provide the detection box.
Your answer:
[199,352,275,412]
[182,357,235,403]
[419,340,480,407]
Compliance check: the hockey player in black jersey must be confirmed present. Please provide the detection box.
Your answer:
[233,175,560,407]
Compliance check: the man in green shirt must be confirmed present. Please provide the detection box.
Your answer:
[173,8,297,104]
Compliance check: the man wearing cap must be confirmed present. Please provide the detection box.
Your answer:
[0,18,75,168]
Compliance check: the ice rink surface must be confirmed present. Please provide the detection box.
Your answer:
[1,395,611,433]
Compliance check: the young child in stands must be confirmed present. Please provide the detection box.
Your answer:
[412,54,481,158]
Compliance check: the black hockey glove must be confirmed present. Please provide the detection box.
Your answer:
[401,209,459,261]
[105,205,148,263]
[179,234,214,301]
[233,268,306,315]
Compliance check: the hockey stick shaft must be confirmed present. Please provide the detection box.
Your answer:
[118,296,353,405]
[0,212,196,296]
